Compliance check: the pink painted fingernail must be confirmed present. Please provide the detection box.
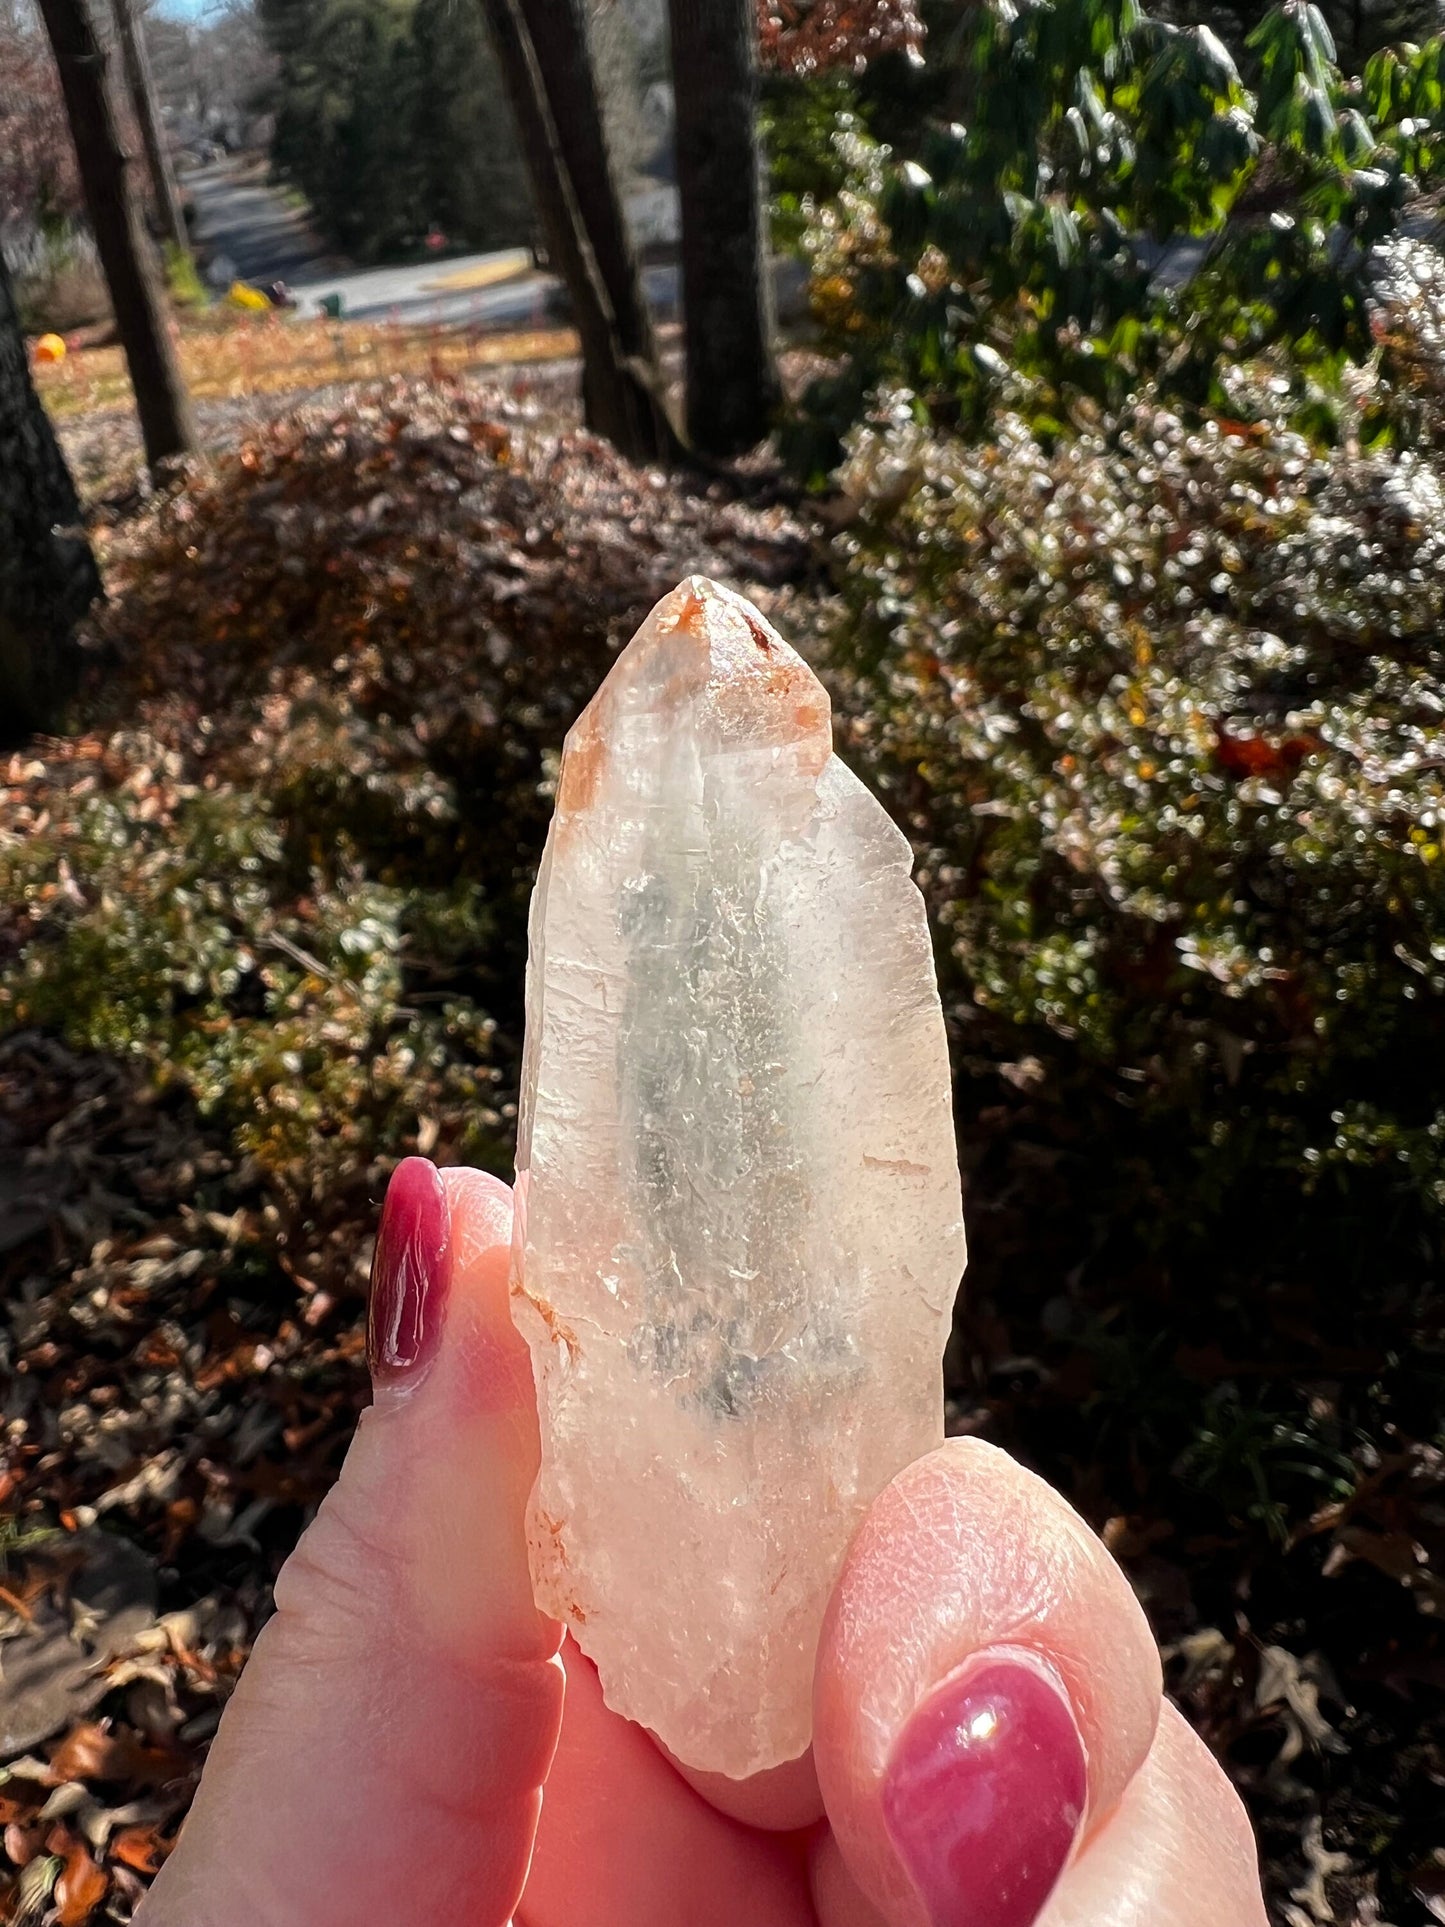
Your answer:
[882,1656,1087,1927]
[367,1158,451,1385]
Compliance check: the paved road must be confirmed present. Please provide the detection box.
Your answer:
[287,255,686,330]
[288,253,562,328]
[181,159,335,286]
[180,155,803,333]
[181,158,571,327]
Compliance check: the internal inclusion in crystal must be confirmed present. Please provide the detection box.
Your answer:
[617,828,860,1420]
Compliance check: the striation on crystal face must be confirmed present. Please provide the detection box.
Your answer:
[511,576,966,1777]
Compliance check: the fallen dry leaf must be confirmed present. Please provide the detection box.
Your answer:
[53,1835,109,1926]
[108,1826,170,1877]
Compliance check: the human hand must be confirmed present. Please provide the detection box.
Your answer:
[135,1160,1268,1927]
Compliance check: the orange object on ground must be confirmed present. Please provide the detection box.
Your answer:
[33,333,67,363]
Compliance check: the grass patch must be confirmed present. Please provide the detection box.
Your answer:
[33,312,580,419]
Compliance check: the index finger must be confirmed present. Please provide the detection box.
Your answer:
[138,1165,563,1927]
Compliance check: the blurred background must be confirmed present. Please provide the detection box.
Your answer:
[3,0,1445,1919]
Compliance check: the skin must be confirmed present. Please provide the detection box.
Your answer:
[136,1168,1269,1927]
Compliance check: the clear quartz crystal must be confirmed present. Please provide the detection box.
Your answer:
[511,577,966,1777]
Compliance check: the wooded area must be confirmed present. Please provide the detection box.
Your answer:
[33,0,194,466]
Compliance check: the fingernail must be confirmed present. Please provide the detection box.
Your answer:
[367,1158,451,1386]
[882,1655,1087,1927]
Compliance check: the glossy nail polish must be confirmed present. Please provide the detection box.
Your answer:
[367,1157,451,1385]
[881,1655,1087,1927]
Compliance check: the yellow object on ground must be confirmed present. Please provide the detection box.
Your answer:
[33,333,67,363]
[422,249,533,293]
[228,281,272,311]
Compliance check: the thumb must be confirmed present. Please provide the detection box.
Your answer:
[812,1439,1264,1927]
[137,1162,564,1927]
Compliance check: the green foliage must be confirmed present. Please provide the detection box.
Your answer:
[1176,1391,1356,1542]
[786,0,1445,475]
[164,242,209,310]
[1169,0,1445,79]
[409,0,536,253]
[258,0,535,261]
[0,741,510,1201]
[825,370,1445,1535]
[762,72,862,252]
[761,0,970,254]
[0,384,802,1239]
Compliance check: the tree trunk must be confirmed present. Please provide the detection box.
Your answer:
[518,0,664,429]
[38,0,197,468]
[0,255,103,740]
[476,0,679,462]
[668,0,778,456]
[112,0,191,260]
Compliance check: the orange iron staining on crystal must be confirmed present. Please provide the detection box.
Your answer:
[510,577,966,1776]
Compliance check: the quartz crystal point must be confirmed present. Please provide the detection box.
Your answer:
[511,577,966,1777]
